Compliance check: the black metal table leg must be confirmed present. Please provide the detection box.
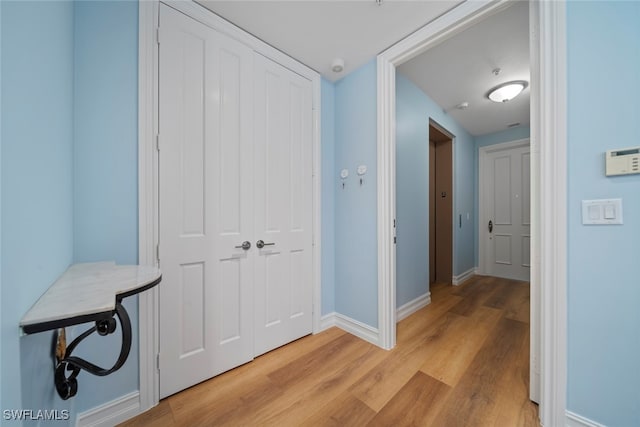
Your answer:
[54,300,132,400]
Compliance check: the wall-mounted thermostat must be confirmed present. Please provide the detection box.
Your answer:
[606,146,640,176]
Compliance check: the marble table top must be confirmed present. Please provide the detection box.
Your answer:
[21,262,161,334]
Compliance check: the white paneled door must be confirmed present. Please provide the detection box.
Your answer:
[158,4,312,399]
[481,141,531,281]
[253,54,313,356]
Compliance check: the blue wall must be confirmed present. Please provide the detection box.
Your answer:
[567,2,640,425]
[474,126,530,266]
[321,79,336,315]
[334,61,378,327]
[1,0,75,421]
[72,1,140,413]
[395,73,476,307]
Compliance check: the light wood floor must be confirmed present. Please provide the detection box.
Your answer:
[121,276,539,426]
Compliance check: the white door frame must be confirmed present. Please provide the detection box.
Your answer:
[376,1,566,426]
[478,138,530,277]
[137,0,322,412]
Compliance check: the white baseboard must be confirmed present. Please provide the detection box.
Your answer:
[396,292,431,322]
[319,312,380,347]
[319,312,337,331]
[566,411,606,427]
[76,391,140,427]
[452,267,477,286]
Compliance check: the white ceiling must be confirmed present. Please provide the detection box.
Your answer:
[398,1,530,136]
[196,0,530,137]
[196,0,463,80]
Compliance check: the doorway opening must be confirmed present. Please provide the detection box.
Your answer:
[376,1,568,424]
[428,121,453,285]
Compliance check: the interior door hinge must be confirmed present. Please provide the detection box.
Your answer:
[156,134,160,151]
[156,243,160,264]
[156,27,161,45]
[156,353,160,372]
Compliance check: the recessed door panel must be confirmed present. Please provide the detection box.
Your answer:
[494,234,512,265]
[494,156,512,225]
[180,262,205,356]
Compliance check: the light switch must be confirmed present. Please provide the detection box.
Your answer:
[604,204,616,220]
[582,199,623,225]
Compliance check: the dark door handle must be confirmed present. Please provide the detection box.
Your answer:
[235,241,251,250]
[488,220,493,233]
[256,240,275,249]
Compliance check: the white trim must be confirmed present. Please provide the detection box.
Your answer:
[537,1,567,425]
[396,293,431,322]
[75,392,140,427]
[138,0,322,416]
[477,138,530,276]
[376,1,567,426]
[334,313,380,347]
[137,0,160,415]
[312,72,323,335]
[566,411,607,427]
[319,312,337,331]
[528,0,541,405]
[452,267,476,286]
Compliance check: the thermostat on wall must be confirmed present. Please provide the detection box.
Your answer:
[606,146,640,176]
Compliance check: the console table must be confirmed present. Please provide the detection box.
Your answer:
[20,262,161,400]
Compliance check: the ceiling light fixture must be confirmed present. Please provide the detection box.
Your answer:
[487,80,528,103]
[331,58,344,73]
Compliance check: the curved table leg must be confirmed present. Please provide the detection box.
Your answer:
[54,301,132,400]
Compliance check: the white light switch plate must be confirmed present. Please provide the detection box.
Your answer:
[582,199,623,225]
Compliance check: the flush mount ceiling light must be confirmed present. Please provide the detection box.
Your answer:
[487,80,528,103]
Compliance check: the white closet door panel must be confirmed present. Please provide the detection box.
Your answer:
[253,54,313,356]
[206,13,255,377]
[159,4,253,398]
[159,5,215,398]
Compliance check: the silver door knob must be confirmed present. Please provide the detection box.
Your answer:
[256,240,275,249]
[235,241,251,250]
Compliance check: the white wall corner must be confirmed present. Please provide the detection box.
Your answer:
[566,411,607,427]
[75,391,140,427]
[396,292,431,322]
[452,267,476,286]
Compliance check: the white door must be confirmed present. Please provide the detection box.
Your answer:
[158,4,314,398]
[253,54,313,356]
[159,4,254,398]
[480,140,531,281]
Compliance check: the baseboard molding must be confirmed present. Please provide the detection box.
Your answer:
[566,411,606,427]
[75,391,140,427]
[396,292,431,322]
[319,312,337,331]
[452,267,477,286]
[319,312,380,347]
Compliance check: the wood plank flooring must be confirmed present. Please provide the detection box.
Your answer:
[120,276,539,426]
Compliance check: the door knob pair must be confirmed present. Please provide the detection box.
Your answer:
[234,240,275,250]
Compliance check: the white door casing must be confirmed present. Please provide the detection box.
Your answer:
[253,54,313,356]
[376,1,567,425]
[480,140,531,281]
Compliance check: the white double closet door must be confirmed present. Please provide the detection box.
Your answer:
[158,4,313,398]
